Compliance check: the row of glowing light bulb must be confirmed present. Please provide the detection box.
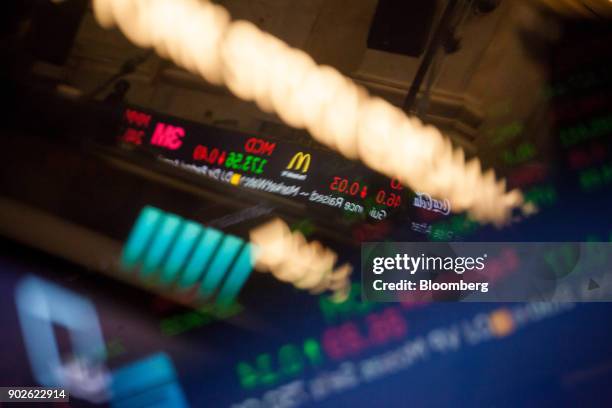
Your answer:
[93,0,532,225]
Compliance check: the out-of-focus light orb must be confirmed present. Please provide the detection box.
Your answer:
[250,218,352,299]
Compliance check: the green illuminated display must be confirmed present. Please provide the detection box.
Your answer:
[523,184,558,207]
[502,142,537,166]
[236,338,324,389]
[580,162,612,191]
[319,283,378,324]
[430,214,479,241]
[160,303,243,336]
[225,152,267,174]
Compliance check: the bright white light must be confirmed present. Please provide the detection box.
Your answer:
[93,0,531,225]
[249,218,352,300]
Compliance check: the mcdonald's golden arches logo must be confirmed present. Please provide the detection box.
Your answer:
[287,152,311,173]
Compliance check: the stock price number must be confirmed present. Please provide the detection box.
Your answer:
[329,176,368,199]
[236,339,324,389]
[225,152,267,175]
[322,307,407,360]
[375,190,401,208]
[193,145,227,165]
[374,178,403,208]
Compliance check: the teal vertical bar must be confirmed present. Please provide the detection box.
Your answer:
[179,227,223,289]
[121,206,162,271]
[199,236,244,298]
[159,221,202,286]
[216,243,257,306]
[141,213,182,278]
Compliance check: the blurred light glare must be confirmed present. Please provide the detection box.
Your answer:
[93,0,531,225]
[250,218,351,299]
[15,276,109,401]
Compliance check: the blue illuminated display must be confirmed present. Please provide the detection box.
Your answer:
[121,206,255,304]
[180,227,223,288]
[216,243,258,307]
[15,276,107,388]
[111,353,188,408]
[121,207,162,270]
[161,221,202,285]
[199,235,244,298]
[141,213,182,277]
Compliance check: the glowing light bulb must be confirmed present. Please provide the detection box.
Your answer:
[93,0,531,225]
[250,218,352,300]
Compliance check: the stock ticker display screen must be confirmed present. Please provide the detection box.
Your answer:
[1,15,612,408]
[116,106,407,227]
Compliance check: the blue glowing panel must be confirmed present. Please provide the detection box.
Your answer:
[216,243,257,306]
[121,206,162,271]
[160,221,202,285]
[111,352,189,408]
[14,276,106,387]
[121,206,257,304]
[113,384,188,408]
[199,235,244,299]
[179,227,223,289]
[141,213,182,278]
